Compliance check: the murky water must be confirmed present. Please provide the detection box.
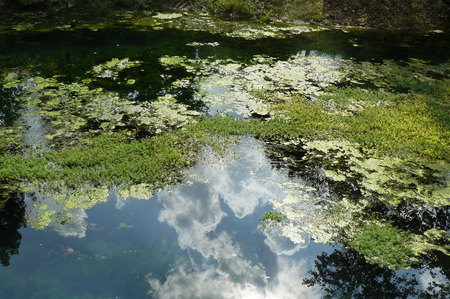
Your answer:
[1,11,450,298]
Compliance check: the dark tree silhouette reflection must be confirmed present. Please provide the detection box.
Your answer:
[0,192,26,267]
[303,248,450,299]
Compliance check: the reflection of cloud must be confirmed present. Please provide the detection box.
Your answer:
[57,209,88,239]
[192,138,286,219]
[157,185,227,257]
[263,225,310,256]
[265,257,320,299]
[418,267,449,290]
[152,138,321,298]
[157,138,286,256]
[148,255,320,299]
[113,193,127,210]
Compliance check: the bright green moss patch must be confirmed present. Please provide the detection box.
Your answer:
[247,58,450,269]
[347,223,415,269]
[272,95,347,139]
[342,95,450,160]
[43,132,192,189]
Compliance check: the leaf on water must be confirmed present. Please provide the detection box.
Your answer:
[3,81,19,89]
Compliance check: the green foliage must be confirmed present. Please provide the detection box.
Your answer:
[260,59,450,269]
[194,0,323,21]
[344,97,450,160]
[347,223,414,269]
[325,0,449,28]
[411,0,422,10]
[43,132,189,188]
[3,0,170,11]
[273,95,347,140]
[259,210,285,230]
[273,60,450,162]
[284,0,324,22]
[0,128,22,154]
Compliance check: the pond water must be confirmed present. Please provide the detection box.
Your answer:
[0,11,450,298]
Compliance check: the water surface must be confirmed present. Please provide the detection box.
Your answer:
[0,11,449,298]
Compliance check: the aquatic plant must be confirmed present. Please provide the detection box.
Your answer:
[134,11,326,39]
[259,210,285,231]
[248,58,450,269]
[0,15,449,273]
[347,223,415,269]
[89,58,142,80]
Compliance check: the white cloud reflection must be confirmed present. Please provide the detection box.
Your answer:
[189,138,285,219]
[148,256,320,299]
[57,209,88,238]
[263,225,310,256]
[150,138,320,298]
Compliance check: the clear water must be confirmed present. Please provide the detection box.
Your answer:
[0,11,449,298]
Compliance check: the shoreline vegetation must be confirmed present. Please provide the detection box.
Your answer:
[0,0,449,29]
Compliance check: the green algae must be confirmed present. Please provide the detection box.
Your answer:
[246,56,450,269]
[4,57,199,147]
[347,222,415,269]
[12,22,36,31]
[32,210,55,230]
[89,58,142,80]
[160,54,349,117]
[133,11,326,39]
[302,139,450,207]
[267,177,450,269]
[0,11,449,272]
[0,56,212,230]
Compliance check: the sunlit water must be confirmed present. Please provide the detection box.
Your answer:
[4,138,330,298]
[0,11,449,298]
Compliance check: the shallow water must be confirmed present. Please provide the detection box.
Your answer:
[1,11,450,298]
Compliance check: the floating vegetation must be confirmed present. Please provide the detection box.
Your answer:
[3,59,200,147]
[0,10,326,37]
[89,58,142,80]
[160,54,348,117]
[0,57,211,230]
[252,58,450,269]
[302,140,450,207]
[0,11,449,273]
[12,22,36,31]
[152,12,184,20]
[134,12,326,39]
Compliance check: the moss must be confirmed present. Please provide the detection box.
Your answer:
[347,223,415,269]
[259,210,285,230]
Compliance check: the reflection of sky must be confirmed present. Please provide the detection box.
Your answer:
[151,138,321,298]
[263,225,310,256]
[148,256,320,299]
[25,192,88,239]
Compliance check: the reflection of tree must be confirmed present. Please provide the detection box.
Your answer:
[0,192,26,267]
[393,201,450,234]
[303,248,450,299]
[263,137,450,269]
[303,249,421,299]
[0,88,21,127]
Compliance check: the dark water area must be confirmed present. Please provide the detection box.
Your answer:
[0,11,450,298]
